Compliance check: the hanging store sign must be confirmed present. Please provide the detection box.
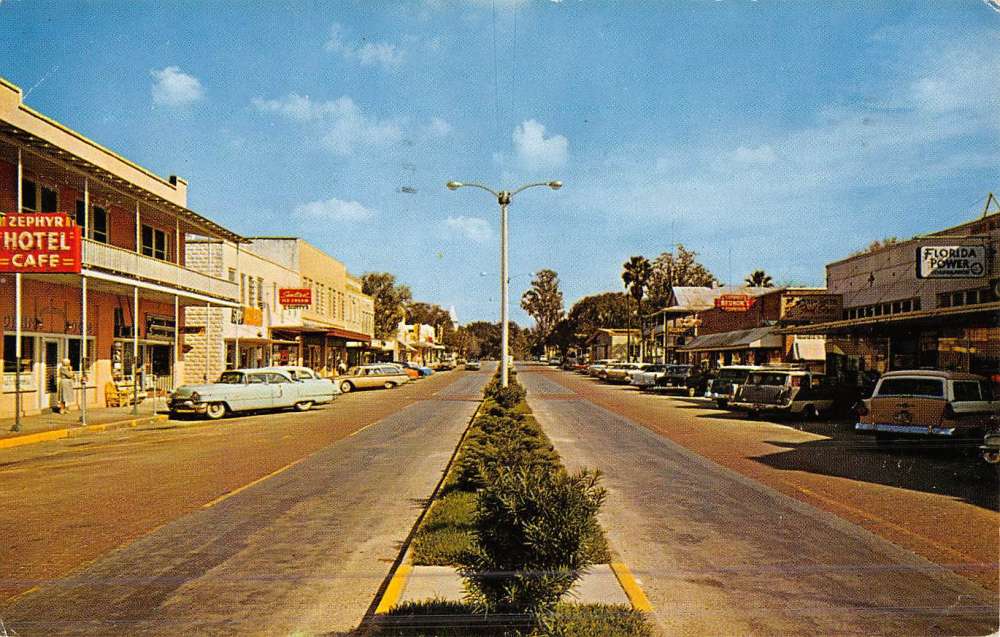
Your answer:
[780,294,843,322]
[0,213,81,273]
[917,245,987,279]
[279,288,312,308]
[715,294,756,312]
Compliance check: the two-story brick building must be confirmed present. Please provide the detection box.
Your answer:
[0,77,241,417]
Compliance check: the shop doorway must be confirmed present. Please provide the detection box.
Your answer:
[41,338,60,410]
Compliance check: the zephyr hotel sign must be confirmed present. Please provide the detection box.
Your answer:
[0,213,82,273]
[917,245,987,279]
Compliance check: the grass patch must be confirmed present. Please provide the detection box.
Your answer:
[411,491,477,565]
[371,602,650,636]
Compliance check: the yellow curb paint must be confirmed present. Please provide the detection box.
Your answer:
[611,562,653,612]
[0,429,68,449]
[202,457,306,509]
[6,584,40,604]
[1,414,167,450]
[375,564,413,614]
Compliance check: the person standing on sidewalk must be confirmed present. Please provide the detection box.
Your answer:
[58,358,75,414]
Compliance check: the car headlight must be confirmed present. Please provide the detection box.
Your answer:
[190,391,201,402]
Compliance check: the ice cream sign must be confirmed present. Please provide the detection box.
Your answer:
[917,245,987,279]
[0,213,82,273]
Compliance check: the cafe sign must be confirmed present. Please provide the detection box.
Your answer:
[715,294,756,312]
[279,288,312,309]
[0,213,81,273]
[917,245,987,279]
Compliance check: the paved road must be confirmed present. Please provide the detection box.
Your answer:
[520,367,998,636]
[1,367,489,636]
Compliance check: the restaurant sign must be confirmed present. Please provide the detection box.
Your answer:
[917,245,987,279]
[279,288,312,309]
[0,213,81,273]
[780,294,843,322]
[715,294,756,312]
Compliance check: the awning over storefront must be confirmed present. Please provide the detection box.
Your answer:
[326,327,372,342]
[779,301,1000,335]
[680,326,782,352]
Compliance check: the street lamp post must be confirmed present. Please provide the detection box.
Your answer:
[446,180,562,388]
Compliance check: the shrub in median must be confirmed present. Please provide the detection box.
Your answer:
[460,466,608,616]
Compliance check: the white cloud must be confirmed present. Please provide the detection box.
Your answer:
[512,119,568,170]
[150,66,203,107]
[424,117,453,137]
[294,197,376,222]
[444,216,492,243]
[325,22,405,71]
[727,144,777,165]
[252,93,402,155]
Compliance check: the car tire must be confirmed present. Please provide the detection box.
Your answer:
[384,381,395,389]
[716,399,728,409]
[340,381,353,393]
[802,405,820,420]
[294,400,313,412]
[746,409,760,420]
[205,402,226,420]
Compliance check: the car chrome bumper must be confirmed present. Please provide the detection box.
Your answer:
[169,399,207,414]
[855,423,956,436]
[731,402,792,412]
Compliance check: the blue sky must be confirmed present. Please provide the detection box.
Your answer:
[2,0,998,325]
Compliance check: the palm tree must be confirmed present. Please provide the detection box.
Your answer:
[745,269,774,288]
[622,255,653,362]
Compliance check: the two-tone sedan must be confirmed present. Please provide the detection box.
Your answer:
[169,368,319,420]
[260,365,340,405]
[338,365,411,393]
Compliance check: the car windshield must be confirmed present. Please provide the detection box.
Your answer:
[876,378,946,398]
[746,373,790,387]
[217,372,244,384]
[719,369,751,381]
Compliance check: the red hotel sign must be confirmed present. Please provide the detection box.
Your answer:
[279,287,312,308]
[715,294,756,312]
[0,213,81,273]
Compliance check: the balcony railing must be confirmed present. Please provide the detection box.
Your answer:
[82,239,238,301]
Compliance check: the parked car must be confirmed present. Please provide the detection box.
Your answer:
[631,364,669,390]
[731,368,835,418]
[169,368,320,419]
[548,357,563,367]
[855,370,998,444]
[705,365,762,407]
[587,359,619,378]
[260,365,340,404]
[654,364,695,392]
[338,365,411,393]
[465,359,482,371]
[605,362,649,384]
[386,362,421,380]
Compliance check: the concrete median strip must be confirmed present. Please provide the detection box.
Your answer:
[0,414,168,450]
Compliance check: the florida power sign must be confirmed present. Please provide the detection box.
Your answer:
[917,245,987,279]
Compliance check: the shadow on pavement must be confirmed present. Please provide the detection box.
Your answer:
[751,435,999,511]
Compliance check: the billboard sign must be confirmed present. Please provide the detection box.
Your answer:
[917,245,987,279]
[0,213,81,273]
[715,294,756,312]
[279,288,312,308]
[780,294,843,322]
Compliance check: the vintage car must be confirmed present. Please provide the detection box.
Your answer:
[653,364,695,392]
[631,364,669,390]
[465,359,482,371]
[260,365,340,404]
[705,365,762,407]
[169,368,320,419]
[731,368,835,418]
[587,359,619,378]
[386,362,421,380]
[605,362,649,384]
[338,365,411,393]
[855,370,998,444]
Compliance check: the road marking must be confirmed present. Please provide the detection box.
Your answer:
[349,422,378,437]
[610,562,653,611]
[375,564,413,614]
[0,429,68,449]
[201,457,306,509]
[5,584,39,604]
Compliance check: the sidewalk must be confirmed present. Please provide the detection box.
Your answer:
[0,400,169,449]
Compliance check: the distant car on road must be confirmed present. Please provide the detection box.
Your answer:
[856,369,998,445]
[465,359,482,371]
[338,365,411,393]
[605,362,649,384]
[705,365,762,407]
[548,357,563,367]
[259,365,340,404]
[654,364,695,392]
[169,368,322,419]
[631,364,669,390]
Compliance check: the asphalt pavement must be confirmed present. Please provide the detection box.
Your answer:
[1,367,489,636]
[520,367,998,636]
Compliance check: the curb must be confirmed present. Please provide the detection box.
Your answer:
[610,562,653,612]
[0,414,168,450]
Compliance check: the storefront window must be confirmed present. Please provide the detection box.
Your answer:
[3,335,34,373]
[92,206,108,243]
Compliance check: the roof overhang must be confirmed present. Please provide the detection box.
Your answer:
[776,302,1000,335]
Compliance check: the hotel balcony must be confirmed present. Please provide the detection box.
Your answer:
[81,239,238,304]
